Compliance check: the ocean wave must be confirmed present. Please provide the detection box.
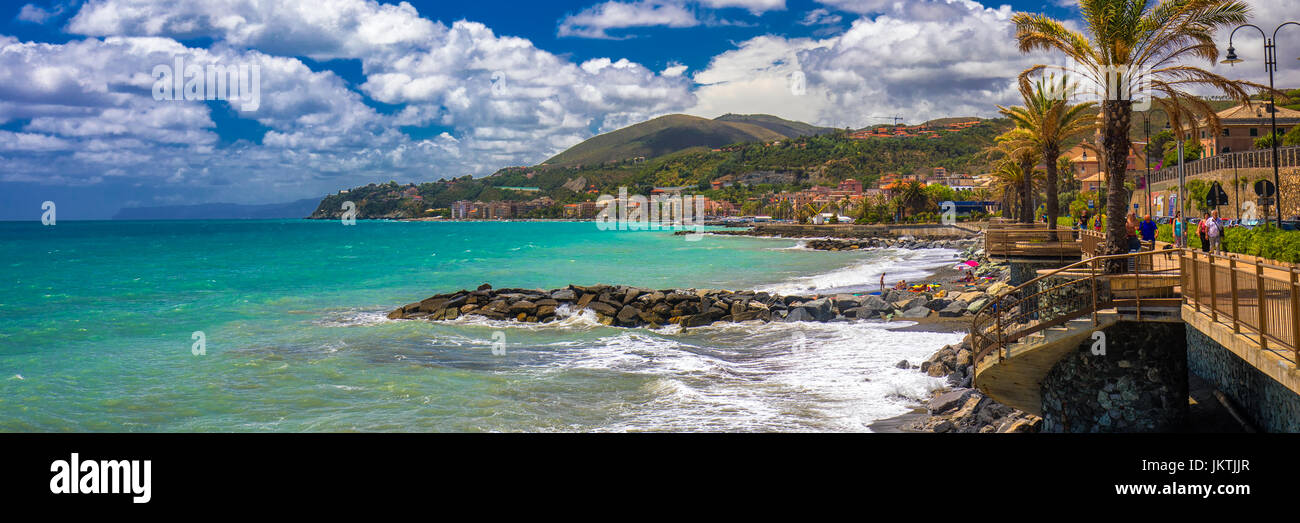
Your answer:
[313,309,394,327]
[566,319,963,432]
[758,247,959,295]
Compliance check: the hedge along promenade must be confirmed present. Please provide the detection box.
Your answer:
[1156,224,1300,263]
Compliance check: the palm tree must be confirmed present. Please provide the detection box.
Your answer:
[894,180,928,221]
[998,75,1098,236]
[1012,0,1258,266]
[992,128,1044,223]
[988,157,1039,221]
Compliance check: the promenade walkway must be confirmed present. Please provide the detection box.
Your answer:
[972,227,1300,415]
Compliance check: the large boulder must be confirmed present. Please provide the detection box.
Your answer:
[967,297,991,314]
[842,307,876,319]
[930,388,975,414]
[586,301,618,316]
[833,294,861,310]
[925,298,952,311]
[900,306,932,319]
[938,300,968,317]
[799,298,835,322]
[783,307,815,322]
[893,295,927,311]
[550,288,577,301]
[681,313,716,327]
[858,295,890,312]
[986,281,1013,296]
[616,305,641,324]
[509,300,537,315]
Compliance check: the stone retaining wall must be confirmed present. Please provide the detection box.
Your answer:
[1040,322,1188,433]
[749,223,981,239]
[1144,166,1300,219]
[1186,327,1300,433]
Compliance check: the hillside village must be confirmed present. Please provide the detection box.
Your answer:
[310,115,1011,222]
[310,94,1300,225]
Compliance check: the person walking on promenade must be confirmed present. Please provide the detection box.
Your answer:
[1205,209,1223,253]
[1125,211,1140,252]
[1173,211,1185,248]
[1198,212,1210,253]
[1139,214,1157,250]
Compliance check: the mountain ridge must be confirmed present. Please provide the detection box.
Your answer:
[543,114,795,167]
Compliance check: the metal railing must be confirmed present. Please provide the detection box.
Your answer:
[1182,251,1300,366]
[1149,145,1300,186]
[971,250,1184,383]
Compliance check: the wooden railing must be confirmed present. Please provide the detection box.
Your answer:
[971,250,1184,381]
[1148,145,1300,185]
[1182,251,1300,366]
[984,224,1084,260]
[1080,229,1105,257]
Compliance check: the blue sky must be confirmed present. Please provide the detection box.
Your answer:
[0,0,1294,219]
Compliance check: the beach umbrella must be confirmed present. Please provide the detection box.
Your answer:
[963,260,980,268]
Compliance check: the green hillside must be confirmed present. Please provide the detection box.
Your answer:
[312,118,1011,220]
[542,114,787,167]
[714,113,837,138]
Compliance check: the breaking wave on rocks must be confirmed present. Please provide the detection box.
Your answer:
[759,247,960,295]
[484,318,962,432]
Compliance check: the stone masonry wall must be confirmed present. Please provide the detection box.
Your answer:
[1040,322,1188,433]
[1186,327,1300,433]
[1008,259,1065,288]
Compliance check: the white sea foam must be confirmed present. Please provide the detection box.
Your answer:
[759,248,959,295]
[313,309,393,327]
[510,318,963,432]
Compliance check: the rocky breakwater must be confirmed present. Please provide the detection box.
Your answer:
[802,237,978,252]
[897,335,1042,433]
[386,282,989,329]
[890,238,1041,433]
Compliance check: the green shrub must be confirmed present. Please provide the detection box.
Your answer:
[1156,223,1202,249]
[1221,226,1300,263]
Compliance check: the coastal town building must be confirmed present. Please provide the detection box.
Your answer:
[1064,141,1147,186]
[848,119,982,140]
[1195,102,1300,155]
[451,196,556,220]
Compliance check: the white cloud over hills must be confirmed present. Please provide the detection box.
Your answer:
[0,0,1296,212]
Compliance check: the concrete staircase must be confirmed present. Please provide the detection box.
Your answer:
[973,312,1121,416]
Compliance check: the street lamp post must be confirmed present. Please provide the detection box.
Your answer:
[1141,108,1171,217]
[1225,22,1300,226]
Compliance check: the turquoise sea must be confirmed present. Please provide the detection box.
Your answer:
[0,220,964,432]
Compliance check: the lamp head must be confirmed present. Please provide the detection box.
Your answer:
[1222,46,1242,65]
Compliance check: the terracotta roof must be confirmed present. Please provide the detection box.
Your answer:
[1196,103,1300,127]
[1078,172,1108,183]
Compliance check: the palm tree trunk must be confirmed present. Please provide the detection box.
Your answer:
[1102,100,1132,272]
[1019,159,1034,224]
[1044,143,1061,240]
